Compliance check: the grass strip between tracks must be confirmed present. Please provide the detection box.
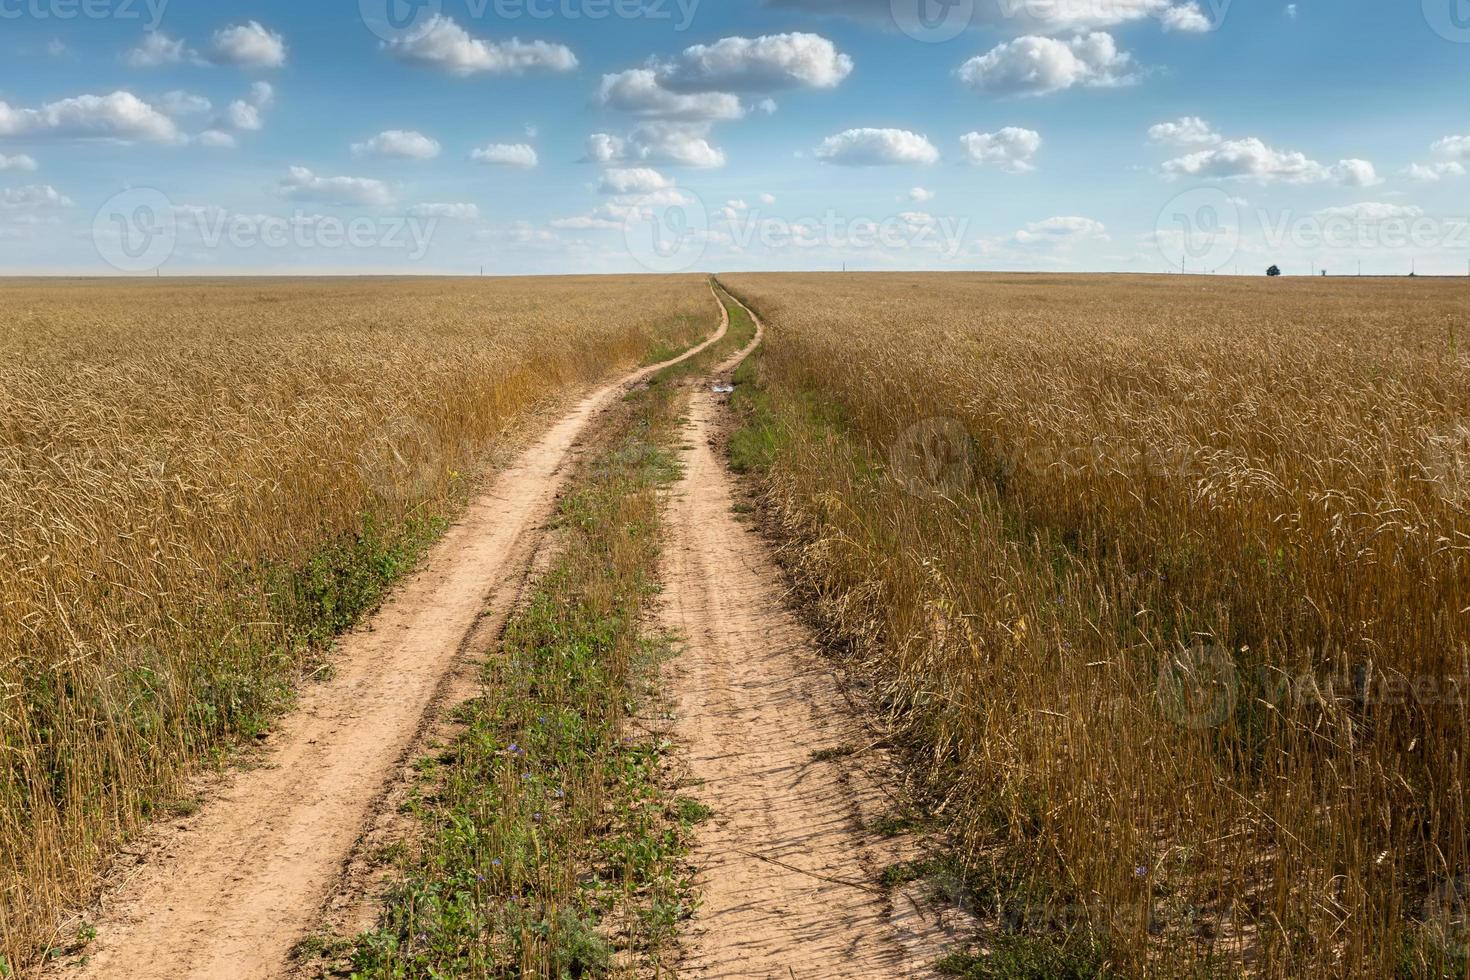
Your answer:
[343,290,756,978]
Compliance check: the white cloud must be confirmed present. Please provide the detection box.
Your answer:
[598,167,671,194]
[1331,158,1380,188]
[1315,202,1423,221]
[385,15,576,77]
[0,91,180,143]
[1162,138,1379,186]
[158,91,212,117]
[1148,115,1220,147]
[960,127,1041,173]
[225,101,264,131]
[353,130,442,160]
[759,192,777,204]
[0,184,74,210]
[471,143,539,168]
[0,154,39,173]
[599,69,744,122]
[767,0,1210,34]
[1159,3,1213,32]
[408,202,481,220]
[1012,215,1108,247]
[221,82,274,133]
[1433,134,1470,160]
[657,33,853,92]
[585,123,727,169]
[196,129,236,149]
[816,128,940,166]
[958,33,1136,96]
[1403,161,1466,182]
[279,166,393,206]
[210,21,287,69]
[906,187,935,203]
[125,31,191,68]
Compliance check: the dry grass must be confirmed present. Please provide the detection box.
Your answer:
[719,272,1470,977]
[0,275,715,969]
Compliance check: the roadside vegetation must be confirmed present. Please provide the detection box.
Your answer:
[718,272,1470,977]
[342,287,750,978]
[0,276,715,968]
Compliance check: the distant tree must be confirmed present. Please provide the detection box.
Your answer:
[1267,265,1282,277]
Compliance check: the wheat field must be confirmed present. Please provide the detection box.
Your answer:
[0,275,715,966]
[720,272,1470,977]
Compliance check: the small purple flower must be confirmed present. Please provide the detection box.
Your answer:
[1134,865,1149,878]
[492,858,502,867]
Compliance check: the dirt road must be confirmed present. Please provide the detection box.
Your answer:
[54,304,729,980]
[660,292,951,978]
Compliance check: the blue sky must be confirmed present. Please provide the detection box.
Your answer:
[2,0,1469,275]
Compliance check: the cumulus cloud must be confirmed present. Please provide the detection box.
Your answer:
[815,128,940,166]
[279,166,393,206]
[906,187,935,202]
[1162,138,1379,185]
[598,167,672,194]
[471,143,539,168]
[0,184,74,210]
[958,33,1136,96]
[196,129,236,149]
[220,81,273,134]
[0,154,39,172]
[1159,3,1213,32]
[599,69,744,122]
[125,31,192,68]
[0,91,180,143]
[1315,202,1423,221]
[408,202,481,220]
[657,33,852,92]
[385,15,576,76]
[1148,115,1220,147]
[759,192,777,204]
[1012,215,1108,247]
[1403,161,1466,182]
[765,0,1214,34]
[585,123,727,169]
[1432,134,1470,160]
[158,91,212,117]
[960,127,1041,172]
[210,21,287,69]
[353,130,442,160]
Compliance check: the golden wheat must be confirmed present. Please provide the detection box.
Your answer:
[720,272,1470,977]
[0,274,715,967]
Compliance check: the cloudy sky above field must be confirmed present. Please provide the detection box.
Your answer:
[2,0,1469,275]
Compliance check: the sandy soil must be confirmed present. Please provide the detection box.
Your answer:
[659,293,953,978]
[47,303,729,980]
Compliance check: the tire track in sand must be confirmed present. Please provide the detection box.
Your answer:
[661,289,953,978]
[51,296,729,980]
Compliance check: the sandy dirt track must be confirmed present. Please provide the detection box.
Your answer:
[660,291,951,978]
[51,304,729,980]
